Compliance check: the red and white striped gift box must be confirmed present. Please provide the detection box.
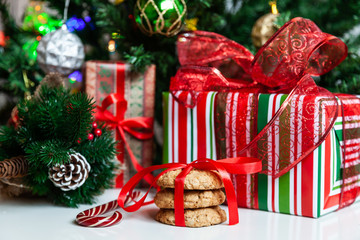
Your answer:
[163,91,360,217]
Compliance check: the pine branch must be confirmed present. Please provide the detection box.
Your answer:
[63,93,95,144]
[124,45,154,73]
[25,139,71,166]
[0,84,116,207]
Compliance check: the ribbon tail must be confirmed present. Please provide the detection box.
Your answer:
[117,126,155,185]
[174,165,193,227]
[118,164,186,211]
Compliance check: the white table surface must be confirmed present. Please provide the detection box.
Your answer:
[1,189,359,240]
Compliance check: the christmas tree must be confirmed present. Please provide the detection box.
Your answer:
[0,0,360,163]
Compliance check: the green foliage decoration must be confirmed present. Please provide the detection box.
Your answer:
[0,84,117,207]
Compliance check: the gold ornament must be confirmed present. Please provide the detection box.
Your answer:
[114,0,125,4]
[251,1,280,49]
[184,18,198,31]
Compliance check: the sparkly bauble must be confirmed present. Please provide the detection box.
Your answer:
[87,133,94,141]
[134,0,187,37]
[36,25,85,75]
[94,129,102,137]
[92,122,98,129]
[48,153,90,191]
[251,13,279,49]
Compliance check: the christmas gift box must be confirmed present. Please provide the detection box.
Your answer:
[85,61,156,188]
[163,18,360,218]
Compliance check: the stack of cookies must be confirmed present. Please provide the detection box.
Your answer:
[154,169,227,227]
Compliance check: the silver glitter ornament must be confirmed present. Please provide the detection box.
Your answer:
[37,25,85,75]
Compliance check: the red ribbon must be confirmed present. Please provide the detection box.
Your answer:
[95,93,155,184]
[170,17,347,178]
[118,157,262,226]
[171,17,347,107]
[170,17,359,209]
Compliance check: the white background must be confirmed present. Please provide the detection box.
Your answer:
[1,189,360,240]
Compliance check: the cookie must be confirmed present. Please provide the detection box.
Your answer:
[154,188,225,209]
[155,206,227,227]
[157,169,223,190]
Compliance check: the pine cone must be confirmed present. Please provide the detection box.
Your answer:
[48,153,91,191]
[0,156,28,179]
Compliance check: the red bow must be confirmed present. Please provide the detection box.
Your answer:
[95,93,155,184]
[171,17,347,179]
[171,17,347,108]
[170,17,359,209]
[118,157,262,226]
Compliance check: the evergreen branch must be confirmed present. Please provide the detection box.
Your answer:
[0,84,116,206]
[124,45,154,73]
[25,139,71,166]
[64,92,95,144]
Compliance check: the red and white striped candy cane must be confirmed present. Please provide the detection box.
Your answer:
[76,191,141,227]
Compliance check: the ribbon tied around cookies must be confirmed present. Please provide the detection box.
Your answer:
[118,157,262,227]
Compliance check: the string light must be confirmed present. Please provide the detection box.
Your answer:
[66,17,86,32]
[84,16,91,23]
[35,4,42,12]
[160,0,175,10]
[111,32,121,39]
[68,70,83,84]
[22,39,39,63]
[108,40,116,52]
[269,1,278,15]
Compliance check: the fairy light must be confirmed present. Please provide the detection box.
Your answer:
[68,70,82,84]
[160,0,174,10]
[66,17,86,32]
[111,32,121,39]
[269,1,278,14]
[35,4,42,12]
[108,40,116,52]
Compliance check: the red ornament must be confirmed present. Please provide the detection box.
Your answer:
[92,122,98,129]
[88,133,94,141]
[94,128,102,137]
[0,31,5,47]
[77,138,82,144]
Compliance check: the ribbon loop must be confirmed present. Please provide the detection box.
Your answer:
[171,17,347,96]
[177,31,254,78]
[170,17,346,179]
[95,93,155,185]
[252,17,348,89]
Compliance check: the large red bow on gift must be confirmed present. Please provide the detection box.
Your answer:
[170,18,359,209]
[171,17,347,178]
[95,93,155,184]
[171,17,347,107]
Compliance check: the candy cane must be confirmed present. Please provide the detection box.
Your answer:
[76,191,141,227]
